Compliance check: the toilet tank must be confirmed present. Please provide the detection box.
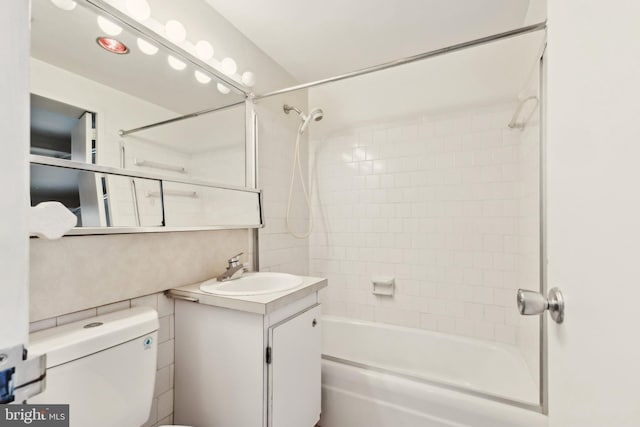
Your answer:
[28,307,159,427]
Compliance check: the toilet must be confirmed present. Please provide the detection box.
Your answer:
[28,306,193,427]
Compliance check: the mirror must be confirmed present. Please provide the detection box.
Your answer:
[31,164,164,228]
[163,182,262,227]
[30,0,247,188]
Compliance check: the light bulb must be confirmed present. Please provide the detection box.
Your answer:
[195,40,214,60]
[126,0,151,21]
[195,70,211,84]
[241,71,256,87]
[51,0,77,11]
[168,55,186,71]
[165,20,186,43]
[136,38,158,55]
[217,83,230,94]
[97,16,122,36]
[220,57,237,76]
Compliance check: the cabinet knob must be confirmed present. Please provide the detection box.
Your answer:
[312,319,317,327]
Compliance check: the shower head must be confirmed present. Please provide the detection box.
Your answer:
[300,108,324,133]
[283,104,324,134]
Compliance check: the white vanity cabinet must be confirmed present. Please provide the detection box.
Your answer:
[172,277,326,427]
[269,304,322,427]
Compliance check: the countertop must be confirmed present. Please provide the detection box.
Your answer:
[167,274,327,315]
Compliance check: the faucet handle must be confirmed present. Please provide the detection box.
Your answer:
[228,252,243,267]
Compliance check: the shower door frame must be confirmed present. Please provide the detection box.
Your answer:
[253,23,550,415]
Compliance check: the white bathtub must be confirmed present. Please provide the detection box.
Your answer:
[320,316,547,427]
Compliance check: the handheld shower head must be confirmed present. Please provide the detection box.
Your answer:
[300,108,324,133]
[283,104,324,134]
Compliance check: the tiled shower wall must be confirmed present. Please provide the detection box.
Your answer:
[309,103,540,345]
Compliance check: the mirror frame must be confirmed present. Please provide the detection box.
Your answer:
[30,0,263,235]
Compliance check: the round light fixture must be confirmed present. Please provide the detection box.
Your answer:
[97,16,122,36]
[195,70,211,84]
[242,71,256,87]
[220,57,237,76]
[125,0,151,21]
[96,37,129,54]
[168,55,186,70]
[165,20,186,43]
[51,0,77,11]
[217,83,230,94]
[195,40,214,61]
[136,38,158,55]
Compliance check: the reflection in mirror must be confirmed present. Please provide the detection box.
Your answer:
[30,0,247,187]
[30,94,95,162]
[30,164,164,228]
[121,103,246,187]
[163,182,261,227]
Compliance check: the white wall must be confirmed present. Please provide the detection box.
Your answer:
[0,1,29,349]
[547,1,640,425]
[256,93,311,275]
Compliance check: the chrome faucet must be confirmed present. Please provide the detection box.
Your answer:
[216,252,247,282]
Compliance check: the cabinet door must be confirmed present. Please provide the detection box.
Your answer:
[268,305,322,427]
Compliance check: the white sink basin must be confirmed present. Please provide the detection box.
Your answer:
[199,272,303,296]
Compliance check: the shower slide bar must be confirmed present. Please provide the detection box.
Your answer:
[254,21,547,100]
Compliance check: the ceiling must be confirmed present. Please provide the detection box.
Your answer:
[309,30,546,135]
[204,0,542,83]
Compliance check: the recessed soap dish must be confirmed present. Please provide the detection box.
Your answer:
[372,276,395,296]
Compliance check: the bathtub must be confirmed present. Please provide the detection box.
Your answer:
[319,316,547,427]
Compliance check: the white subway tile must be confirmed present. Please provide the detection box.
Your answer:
[484,306,506,323]
[29,317,56,333]
[57,308,97,326]
[419,313,437,330]
[495,324,517,344]
[131,294,158,312]
[464,303,484,320]
[474,321,495,340]
[157,389,173,421]
[96,300,130,316]
[157,340,174,369]
[158,316,170,343]
[157,294,174,317]
[472,287,494,305]
[154,365,171,397]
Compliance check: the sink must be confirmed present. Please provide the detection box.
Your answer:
[199,272,303,296]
